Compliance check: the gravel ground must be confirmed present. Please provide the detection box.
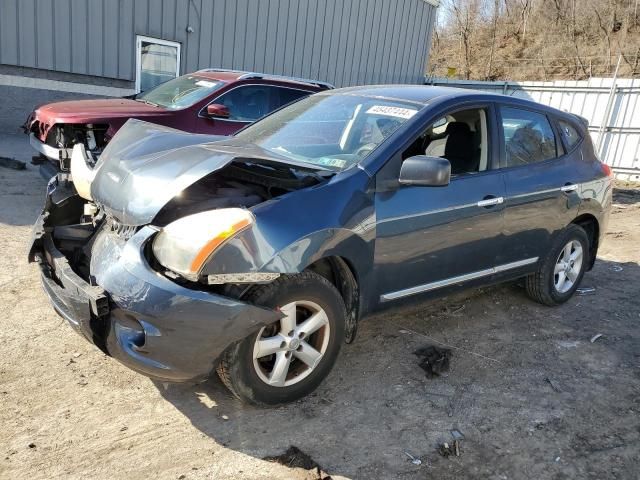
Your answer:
[1,132,639,479]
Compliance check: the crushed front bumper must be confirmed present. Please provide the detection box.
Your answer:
[29,133,72,165]
[29,187,280,382]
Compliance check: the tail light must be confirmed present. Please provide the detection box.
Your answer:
[600,162,613,177]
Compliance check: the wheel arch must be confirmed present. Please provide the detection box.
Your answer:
[304,255,361,343]
[571,213,600,270]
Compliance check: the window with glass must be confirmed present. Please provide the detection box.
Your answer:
[500,106,558,167]
[237,94,422,171]
[273,87,313,109]
[136,75,224,110]
[557,119,582,150]
[136,36,181,93]
[402,108,489,175]
[213,85,275,122]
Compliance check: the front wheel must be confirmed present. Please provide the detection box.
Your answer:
[525,224,590,306]
[216,271,346,405]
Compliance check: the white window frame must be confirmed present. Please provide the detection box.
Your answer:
[135,35,181,93]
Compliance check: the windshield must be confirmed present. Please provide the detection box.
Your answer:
[136,75,224,110]
[235,94,422,171]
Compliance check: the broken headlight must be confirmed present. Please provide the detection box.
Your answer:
[151,208,253,281]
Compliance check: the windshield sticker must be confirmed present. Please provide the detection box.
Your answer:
[366,105,417,119]
[317,157,348,168]
[195,80,218,88]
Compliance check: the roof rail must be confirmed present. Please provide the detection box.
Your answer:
[196,68,334,90]
[197,68,245,74]
[239,72,335,90]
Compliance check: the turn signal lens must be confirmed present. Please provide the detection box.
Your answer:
[152,208,254,280]
[600,162,613,177]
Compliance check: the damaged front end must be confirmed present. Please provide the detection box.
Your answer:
[27,120,331,382]
[26,119,109,174]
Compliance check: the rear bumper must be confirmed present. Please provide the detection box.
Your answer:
[30,192,280,382]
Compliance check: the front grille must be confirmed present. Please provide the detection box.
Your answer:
[105,215,139,240]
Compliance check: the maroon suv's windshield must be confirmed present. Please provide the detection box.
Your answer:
[136,75,224,110]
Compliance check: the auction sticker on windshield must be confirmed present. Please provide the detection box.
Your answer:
[366,105,417,119]
[195,80,218,88]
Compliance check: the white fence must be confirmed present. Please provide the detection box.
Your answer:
[427,77,640,177]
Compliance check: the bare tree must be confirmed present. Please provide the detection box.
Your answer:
[486,0,500,79]
[428,0,640,81]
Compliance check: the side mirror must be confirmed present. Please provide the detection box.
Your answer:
[399,155,451,186]
[206,103,230,119]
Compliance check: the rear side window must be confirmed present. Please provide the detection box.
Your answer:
[274,87,311,109]
[558,120,582,149]
[500,106,558,167]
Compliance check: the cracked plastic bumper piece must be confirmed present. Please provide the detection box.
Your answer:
[32,217,281,382]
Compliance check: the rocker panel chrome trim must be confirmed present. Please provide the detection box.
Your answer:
[380,257,539,302]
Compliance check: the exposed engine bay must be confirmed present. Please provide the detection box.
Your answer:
[25,121,109,170]
[41,157,328,287]
[154,160,325,225]
[52,124,109,164]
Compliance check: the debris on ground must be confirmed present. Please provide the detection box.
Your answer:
[450,429,465,441]
[545,377,563,393]
[0,156,26,170]
[28,443,36,449]
[610,265,624,272]
[590,333,603,343]
[264,446,331,479]
[576,287,596,296]
[413,345,452,378]
[445,304,466,316]
[438,440,461,458]
[404,451,422,465]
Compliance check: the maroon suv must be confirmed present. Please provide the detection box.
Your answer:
[23,69,332,175]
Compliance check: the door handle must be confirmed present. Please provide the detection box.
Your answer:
[477,196,504,208]
[560,184,578,193]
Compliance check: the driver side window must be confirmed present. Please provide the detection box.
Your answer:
[213,85,272,122]
[402,108,489,176]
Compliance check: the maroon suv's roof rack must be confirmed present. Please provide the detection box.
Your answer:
[197,68,334,90]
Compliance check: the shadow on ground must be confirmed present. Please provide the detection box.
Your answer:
[0,133,47,227]
[157,258,640,479]
[612,184,640,205]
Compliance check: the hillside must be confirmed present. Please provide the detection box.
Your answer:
[428,0,640,81]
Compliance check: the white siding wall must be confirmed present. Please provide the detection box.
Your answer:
[0,0,437,87]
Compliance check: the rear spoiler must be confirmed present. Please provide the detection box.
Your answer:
[572,114,590,129]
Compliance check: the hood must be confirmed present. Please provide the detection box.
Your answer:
[33,98,166,124]
[91,119,318,226]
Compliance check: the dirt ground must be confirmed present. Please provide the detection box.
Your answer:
[1,132,639,479]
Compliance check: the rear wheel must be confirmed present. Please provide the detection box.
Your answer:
[525,224,589,306]
[216,271,345,405]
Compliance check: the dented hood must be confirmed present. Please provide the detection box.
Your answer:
[90,119,232,226]
[90,119,320,226]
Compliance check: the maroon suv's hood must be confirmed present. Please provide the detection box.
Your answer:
[33,98,166,124]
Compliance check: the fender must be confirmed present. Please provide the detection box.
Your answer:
[201,166,378,313]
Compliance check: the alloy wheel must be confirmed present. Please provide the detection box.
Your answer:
[553,240,583,293]
[252,300,330,387]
